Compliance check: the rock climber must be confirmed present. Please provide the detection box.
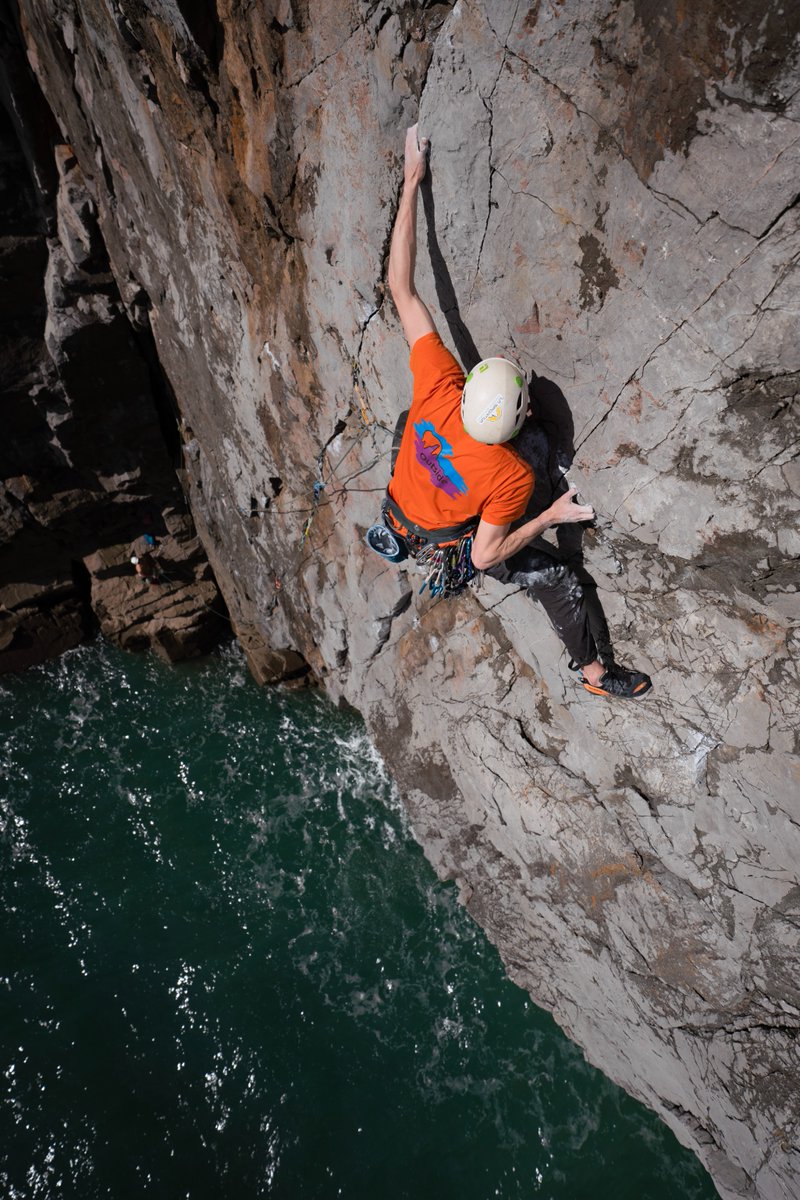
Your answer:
[377,123,651,699]
[130,535,160,586]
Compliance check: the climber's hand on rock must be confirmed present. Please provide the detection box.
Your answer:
[547,486,595,525]
[404,123,429,188]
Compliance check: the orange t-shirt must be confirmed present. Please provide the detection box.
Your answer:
[388,333,533,532]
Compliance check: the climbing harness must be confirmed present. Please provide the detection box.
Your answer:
[364,494,479,600]
[362,406,480,599]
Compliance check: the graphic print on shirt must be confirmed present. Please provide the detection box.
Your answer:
[413,419,469,498]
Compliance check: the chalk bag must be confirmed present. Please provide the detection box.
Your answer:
[365,523,408,563]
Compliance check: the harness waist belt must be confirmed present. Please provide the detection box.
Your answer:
[383,495,478,545]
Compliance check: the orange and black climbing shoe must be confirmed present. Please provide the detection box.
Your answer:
[571,660,652,699]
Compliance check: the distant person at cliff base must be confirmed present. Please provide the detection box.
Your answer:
[130,535,160,586]
[378,123,651,700]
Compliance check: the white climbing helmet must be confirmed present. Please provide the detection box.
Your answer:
[461,357,527,444]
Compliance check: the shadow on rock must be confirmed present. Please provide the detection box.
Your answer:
[421,166,482,372]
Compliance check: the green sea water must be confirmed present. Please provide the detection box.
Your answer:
[0,641,718,1199]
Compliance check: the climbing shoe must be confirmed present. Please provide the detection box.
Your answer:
[578,661,652,699]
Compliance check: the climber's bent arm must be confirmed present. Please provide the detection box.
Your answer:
[471,488,596,571]
[472,516,548,571]
[388,124,437,349]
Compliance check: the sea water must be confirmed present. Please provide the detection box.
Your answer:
[0,640,717,1199]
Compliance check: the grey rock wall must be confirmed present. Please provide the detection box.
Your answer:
[11,1,800,1196]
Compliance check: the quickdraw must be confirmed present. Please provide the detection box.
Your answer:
[412,533,477,599]
[300,480,325,547]
[375,495,479,600]
[351,359,371,425]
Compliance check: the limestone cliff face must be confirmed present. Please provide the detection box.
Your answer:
[10,1,800,1196]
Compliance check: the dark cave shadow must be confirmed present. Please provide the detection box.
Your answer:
[418,162,615,663]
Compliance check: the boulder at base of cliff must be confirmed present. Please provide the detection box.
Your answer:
[235,622,310,686]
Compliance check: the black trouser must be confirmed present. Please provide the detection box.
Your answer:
[484,419,614,669]
[486,545,612,669]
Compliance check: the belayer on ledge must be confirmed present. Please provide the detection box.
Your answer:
[367,124,651,700]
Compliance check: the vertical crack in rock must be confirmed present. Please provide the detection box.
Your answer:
[368,587,412,660]
[470,3,522,307]
[472,91,496,299]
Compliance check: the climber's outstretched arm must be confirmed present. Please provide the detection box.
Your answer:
[388,124,437,349]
